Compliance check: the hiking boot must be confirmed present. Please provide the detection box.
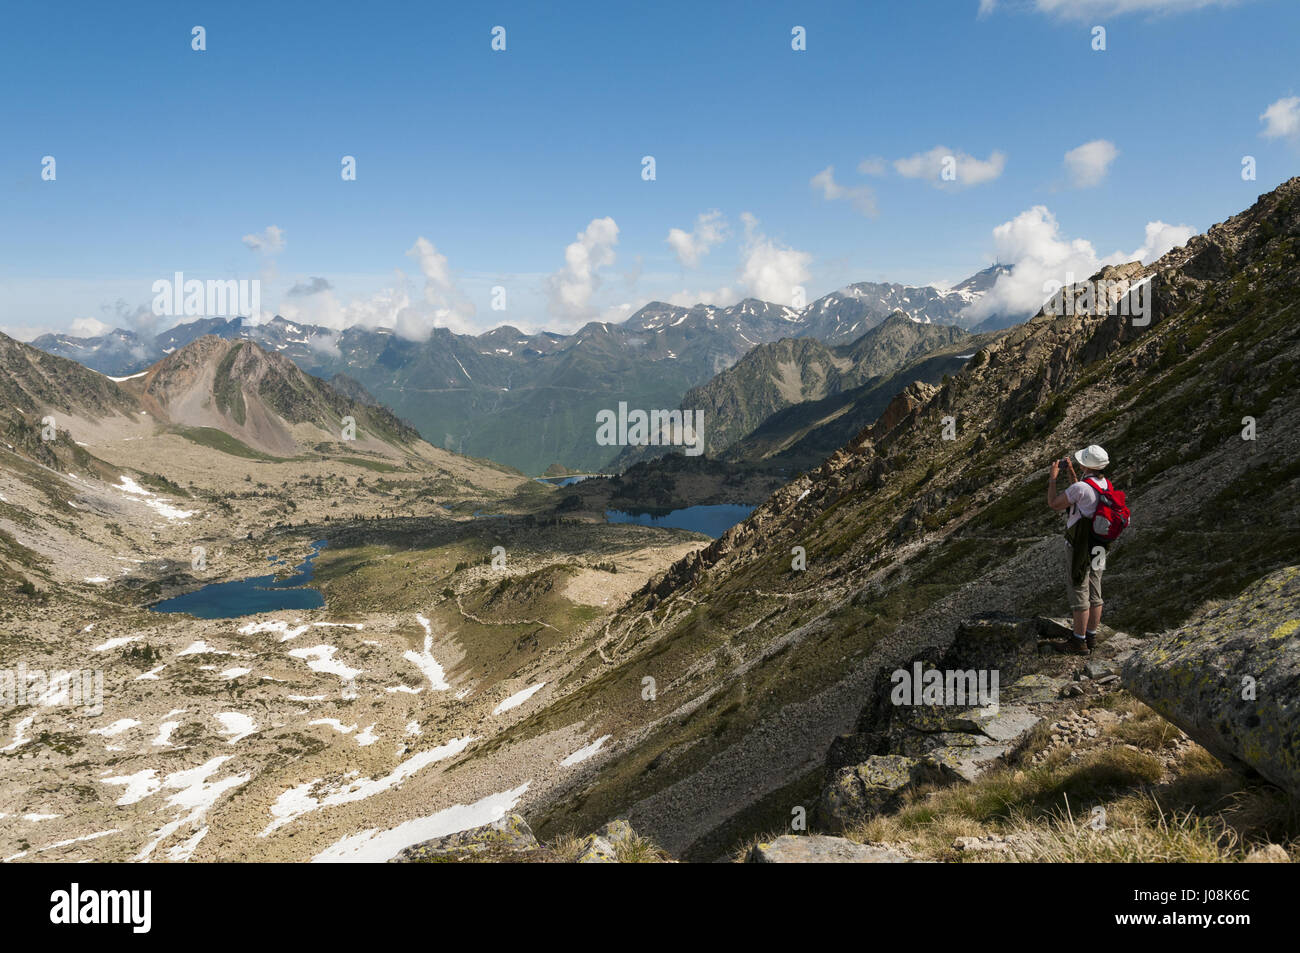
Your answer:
[1057,637,1089,656]
[1086,632,1097,653]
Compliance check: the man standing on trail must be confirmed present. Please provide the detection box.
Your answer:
[1046,445,1112,655]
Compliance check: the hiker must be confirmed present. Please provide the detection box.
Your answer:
[1046,444,1124,655]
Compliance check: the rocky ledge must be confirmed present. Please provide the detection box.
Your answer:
[815,613,1141,833]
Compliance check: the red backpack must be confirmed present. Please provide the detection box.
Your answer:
[1083,476,1130,543]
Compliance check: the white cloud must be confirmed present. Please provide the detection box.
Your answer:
[241,225,285,254]
[857,157,889,176]
[274,238,476,342]
[657,215,812,308]
[70,316,111,337]
[982,0,1244,18]
[810,166,878,216]
[546,216,619,324]
[1127,220,1197,263]
[1063,139,1119,188]
[666,210,729,267]
[1,324,55,342]
[307,331,342,358]
[277,283,412,337]
[1260,96,1300,141]
[400,237,477,338]
[737,213,812,305]
[287,277,332,297]
[665,286,739,308]
[962,205,1197,323]
[892,146,1006,188]
[598,303,636,323]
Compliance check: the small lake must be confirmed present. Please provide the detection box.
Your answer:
[150,540,327,619]
[605,504,754,539]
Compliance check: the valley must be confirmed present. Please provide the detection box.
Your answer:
[0,334,714,861]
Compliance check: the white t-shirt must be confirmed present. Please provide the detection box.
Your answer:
[1065,476,1109,528]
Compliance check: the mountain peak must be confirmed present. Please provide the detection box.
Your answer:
[135,335,420,457]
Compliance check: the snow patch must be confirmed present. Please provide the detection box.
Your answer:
[492,682,545,715]
[261,736,477,836]
[311,782,530,862]
[288,645,362,682]
[214,712,258,744]
[560,734,612,767]
[93,635,140,652]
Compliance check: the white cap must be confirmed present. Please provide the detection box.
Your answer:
[1073,444,1110,470]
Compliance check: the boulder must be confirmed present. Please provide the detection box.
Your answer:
[576,836,617,863]
[941,704,1042,743]
[1121,566,1300,798]
[818,755,947,830]
[1084,659,1118,679]
[920,742,1013,783]
[947,613,1040,678]
[746,835,914,863]
[1244,844,1290,863]
[825,731,887,773]
[1002,673,1069,705]
[575,819,637,862]
[391,813,538,862]
[1037,617,1075,641]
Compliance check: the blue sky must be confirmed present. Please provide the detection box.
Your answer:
[1,0,1297,340]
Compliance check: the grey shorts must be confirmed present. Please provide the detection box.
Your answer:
[1065,541,1103,612]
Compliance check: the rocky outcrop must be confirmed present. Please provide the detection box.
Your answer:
[575,819,637,863]
[745,835,915,863]
[851,380,939,451]
[815,614,1077,830]
[813,614,1152,831]
[819,755,953,831]
[1122,566,1300,798]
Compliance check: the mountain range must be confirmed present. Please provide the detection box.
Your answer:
[610,312,1003,471]
[30,267,1014,473]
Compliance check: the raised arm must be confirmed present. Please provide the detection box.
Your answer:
[1047,458,1073,511]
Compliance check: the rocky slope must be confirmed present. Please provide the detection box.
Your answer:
[758,567,1298,864]
[484,177,1300,858]
[0,332,138,475]
[123,336,422,459]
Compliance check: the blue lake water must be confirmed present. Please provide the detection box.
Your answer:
[150,540,328,619]
[605,504,754,539]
